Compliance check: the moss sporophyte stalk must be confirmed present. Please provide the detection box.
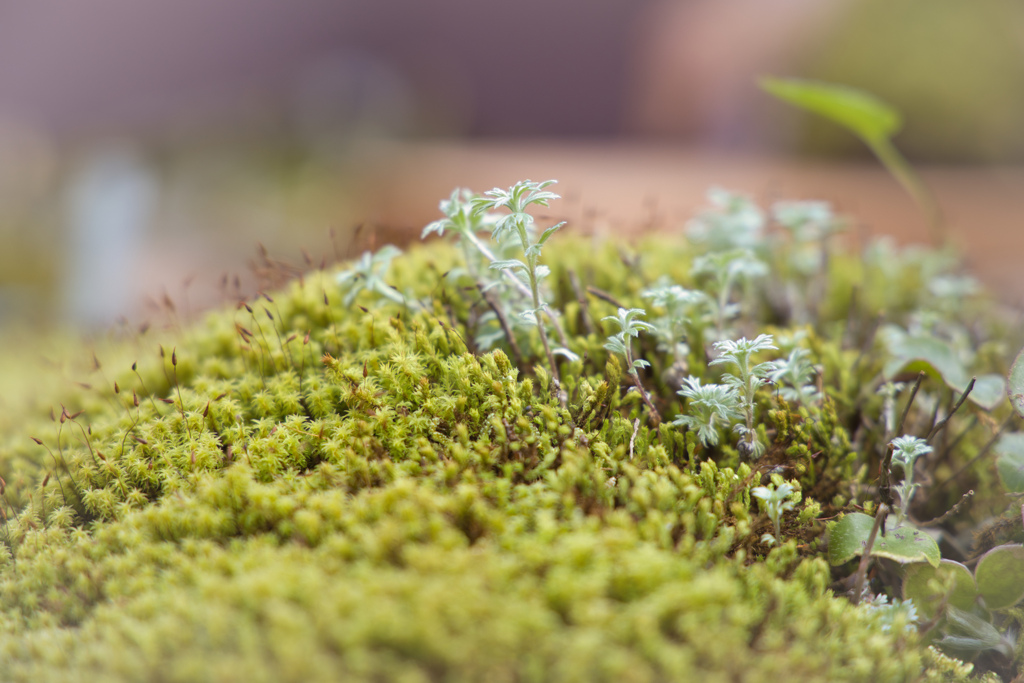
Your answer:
[0,178,1020,681]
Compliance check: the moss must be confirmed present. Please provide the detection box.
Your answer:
[0,233,1001,681]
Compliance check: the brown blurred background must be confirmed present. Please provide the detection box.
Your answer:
[2,0,1024,328]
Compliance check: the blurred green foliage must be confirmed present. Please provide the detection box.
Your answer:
[805,0,1024,162]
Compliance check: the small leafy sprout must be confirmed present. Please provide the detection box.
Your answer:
[423,187,534,352]
[771,200,843,323]
[673,376,741,448]
[641,281,712,362]
[603,307,661,425]
[772,200,839,244]
[938,606,1016,659]
[691,249,768,340]
[752,480,797,545]
[710,334,779,459]
[926,274,981,321]
[472,180,570,381]
[336,246,406,307]
[860,593,920,636]
[768,347,821,406]
[686,187,765,251]
[889,435,932,526]
[603,308,655,376]
[877,381,907,439]
[421,188,499,280]
[927,274,979,301]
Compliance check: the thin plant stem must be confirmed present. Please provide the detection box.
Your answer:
[878,371,925,509]
[927,377,974,441]
[586,286,628,310]
[851,503,888,606]
[933,414,1017,495]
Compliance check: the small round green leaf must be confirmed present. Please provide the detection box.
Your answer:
[1008,346,1024,418]
[995,432,1024,493]
[875,525,942,567]
[829,512,873,565]
[902,560,977,619]
[975,544,1024,610]
[884,334,1004,409]
[828,512,941,567]
[971,375,1009,412]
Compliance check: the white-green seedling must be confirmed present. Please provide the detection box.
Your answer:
[927,274,979,302]
[673,376,741,448]
[641,281,712,362]
[769,347,821,406]
[421,188,499,280]
[603,307,655,377]
[336,245,406,307]
[471,180,576,377]
[422,188,538,352]
[771,200,843,323]
[710,334,779,459]
[889,435,932,526]
[686,187,765,251]
[691,249,768,340]
[752,480,797,545]
[860,593,919,636]
[772,200,840,245]
[603,307,661,424]
[877,381,907,440]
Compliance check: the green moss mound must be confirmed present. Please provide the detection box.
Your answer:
[0,226,1002,680]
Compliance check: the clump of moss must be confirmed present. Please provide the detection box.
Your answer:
[0,184,1014,681]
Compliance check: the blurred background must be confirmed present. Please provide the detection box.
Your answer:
[3,0,1024,330]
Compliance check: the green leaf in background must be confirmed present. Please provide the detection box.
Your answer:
[760,78,901,144]
[969,375,1009,412]
[902,560,978,620]
[883,332,1005,410]
[1007,346,1024,418]
[995,432,1024,493]
[828,512,941,567]
[974,544,1024,610]
[760,77,943,244]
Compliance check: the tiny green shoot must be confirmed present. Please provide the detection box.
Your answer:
[603,307,661,425]
[709,334,779,459]
[889,434,932,526]
[472,180,572,381]
[751,480,797,545]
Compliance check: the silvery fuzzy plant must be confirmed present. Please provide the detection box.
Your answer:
[470,179,579,382]
[686,188,847,330]
[603,307,661,425]
[336,245,408,308]
[771,200,843,325]
[421,188,534,350]
[422,182,575,363]
[684,189,770,340]
[641,279,712,387]
[691,249,768,341]
[709,334,780,459]
[421,188,500,282]
[751,478,798,545]
[673,334,783,459]
[686,187,765,252]
[673,376,742,449]
[888,435,932,527]
[768,346,821,406]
